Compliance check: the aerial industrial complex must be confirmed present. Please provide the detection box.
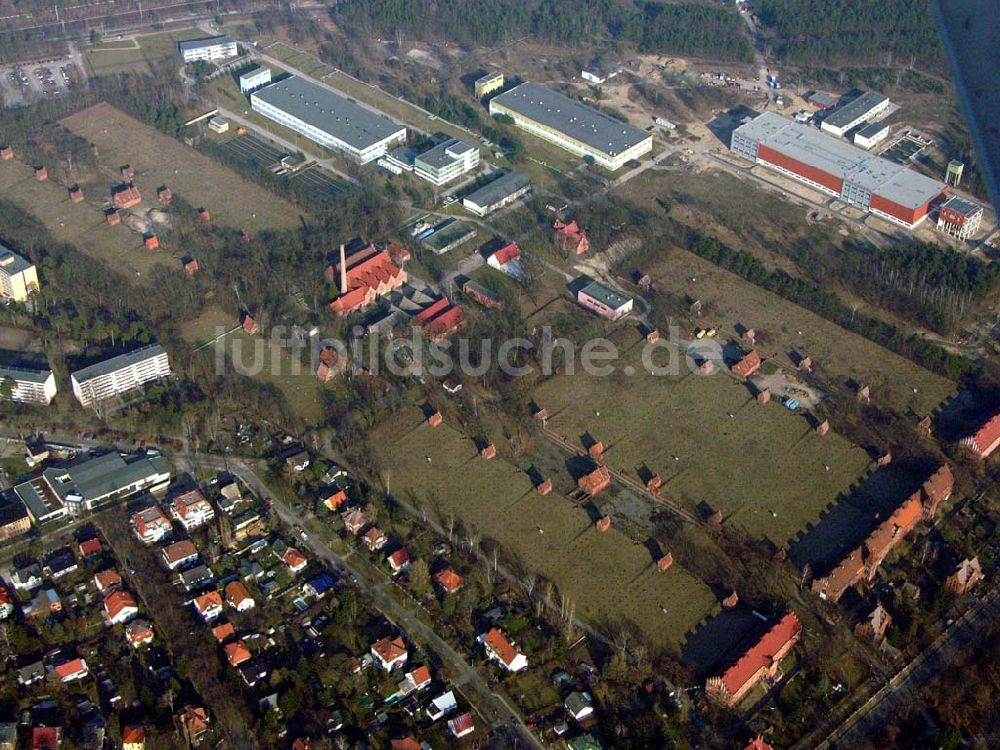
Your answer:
[731,111,948,229]
[250,76,407,163]
[489,82,653,170]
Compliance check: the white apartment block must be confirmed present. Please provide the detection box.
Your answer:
[170,489,216,531]
[239,66,272,93]
[413,139,481,186]
[0,245,40,302]
[70,343,171,407]
[0,366,56,405]
[179,36,238,63]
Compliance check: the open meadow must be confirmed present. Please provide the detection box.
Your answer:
[372,407,720,651]
[61,103,304,234]
[634,244,956,415]
[0,155,177,276]
[532,327,874,547]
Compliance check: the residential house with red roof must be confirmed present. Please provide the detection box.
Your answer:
[371,636,408,671]
[731,350,762,379]
[364,527,388,552]
[743,737,774,750]
[577,465,611,497]
[705,612,801,705]
[960,411,1000,458]
[225,581,255,612]
[122,725,146,750]
[125,619,155,648]
[342,508,367,535]
[193,591,223,621]
[946,557,982,595]
[54,657,89,683]
[31,726,62,750]
[404,665,432,692]
[553,219,591,255]
[170,489,215,531]
[390,738,420,750]
[94,568,122,594]
[388,547,411,573]
[480,627,528,672]
[487,241,523,276]
[854,604,891,643]
[224,639,252,667]
[242,314,260,336]
[162,540,199,570]
[448,712,475,739]
[177,705,210,745]
[130,506,171,544]
[212,622,236,643]
[434,568,464,594]
[328,242,407,316]
[78,538,102,558]
[104,589,138,625]
[112,182,142,209]
[282,547,308,574]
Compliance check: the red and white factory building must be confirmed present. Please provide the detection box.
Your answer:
[731,111,948,230]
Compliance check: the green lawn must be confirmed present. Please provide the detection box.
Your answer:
[532,327,874,547]
[372,407,719,651]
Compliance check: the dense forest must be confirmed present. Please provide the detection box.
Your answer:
[756,0,945,73]
[335,0,753,62]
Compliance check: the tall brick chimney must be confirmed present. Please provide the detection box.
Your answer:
[339,244,348,295]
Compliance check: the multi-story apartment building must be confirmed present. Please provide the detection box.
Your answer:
[70,344,171,407]
[170,489,216,531]
[0,365,56,404]
[413,139,480,186]
[179,36,238,63]
[0,245,39,302]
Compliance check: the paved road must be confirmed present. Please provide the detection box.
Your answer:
[802,583,1000,749]
[175,452,543,750]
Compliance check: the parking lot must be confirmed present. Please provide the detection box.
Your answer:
[1,59,82,105]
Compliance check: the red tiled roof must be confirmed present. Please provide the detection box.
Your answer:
[435,568,464,593]
[744,737,774,750]
[224,639,251,666]
[483,627,523,668]
[414,297,452,323]
[328,245,405,295]
[329,284,375,315]
[32,726,62,750]
[126,619,154,644]
[194,591,223,614]
[104,589,137,620]
[964,411,1000,457]
[424,305,465,337]
[212,622,236,643]
[242,315,260,335]
[178,705,210,738]
[283,547,307,570]
[372,636,407,663]
[94,568,121,591]
[391,738,420,750]
[449,712,475,736]
[578,465,611,496]
[492,241,521,265]
[122,725,146,743]
[79,538,102,557]
[163,539,198,564]
[225,581,253,608]
[54,657,87,681]
[388,547,410,569]
[409,665,431,686]
[715,613,801,698]
[732,350,762,378]
[863,495,923,568]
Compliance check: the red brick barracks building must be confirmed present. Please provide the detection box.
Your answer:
[731,112,947,230]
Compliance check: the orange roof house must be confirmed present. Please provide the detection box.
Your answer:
[103,589,138,624]
[224,639,252,666]
[705,613,801,705]
[212,622,236,643]
[577,465,611,497]
[143,234,159,250]
[371,635,408,671]
[32,727,62,750]
[242,314,260,335]
[122,725,146,750]
[481,627,528,672]
[177,705,210,744]
[553,219,590,255]
[184,257,200,275]
[112,182,142,209]
[282,547,307,573]
[480,443,496,460]
[94,568,122,593]
[596,515,612,532]
[657,553,673,571]
[387,547,411,572]
[363,527,388,552]
[428,410,443,427]
[34,166,47,181]
[125,619,155,647]
[224,581,255,611]
[489,241,521,267]
[328,242,407,316]
[946,557,982,595]
[743,737,775,750]
[391,738,420,750]
[731,350,762,378]
[434,568,464,594]
[55,657,89,682]
[79,538,102,557]
[193,591,224,621]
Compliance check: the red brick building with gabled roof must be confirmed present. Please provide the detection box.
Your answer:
[731,350,762,378]
[434,568,464,593]
[960,411,1000,458]
[553,219,591,255]
[112,182,142,209]
[327,242,407,317]
[242,314,260,336]
[489,241,521,267]
[577,465,611,497]
[706,613,801,705]
[414,297,466,340]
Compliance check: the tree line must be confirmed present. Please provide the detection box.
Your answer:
[334,0,753,62]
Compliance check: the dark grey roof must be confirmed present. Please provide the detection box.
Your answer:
[0,243,34,275]
[0,499,28,526]
[463,171,530,209]
[824,90,888,129]
[856,120,890,138]
[807,91,840,108]
[940,195,983,217]
[491,82,650,157]
[0,364,51,384]
[580,280,631,310]
[415,139,476,170]
[251,76,405,151]
[71,343,166,384]
[178,35,235,53]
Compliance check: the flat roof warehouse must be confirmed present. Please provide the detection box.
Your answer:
[252,76,405,152]
[491,82,650,157]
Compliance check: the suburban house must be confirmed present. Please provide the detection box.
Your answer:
[177,705,211,745]
[960,411,1000,458]
[10,561,43,590]
[487,241,524,279]
[342,508,367,535]
[94,568,122,593]
[55,657,89,682]
[79,537,102,558]
[303,572,335,599]
[401,665,432,693]
[131,506,172,544]
[363,527,388,552]
[576,279,633,320]
[434,568,464,594]
[282,546,308,574]
[212,622,236,643]
[170,488,216,531]
[480,627,528,672]
[743,738,775,750]
[327,241,407,317]
[44,547,78,579]
[426,690,458,721]
[553,220,590,255]
[225,639,252,667]
[225,581,255,611]
[179,564,215,592]
[122,725,146,750]
[103,589,139,625]
[112,182,142,209]
[731,350,762,378]
[705,612,802,705]
[371,636,409,671]
[577,465,611,497]
[854,604,892,642]
[218,482,242,513]
[565,691,594,721]
[387,547,411,573]
[812,465,953,602]
[193,591,224,621]
[162,540,199,570]
[447,712,475,739]
[946,557,982,595]
[125,619,155,647]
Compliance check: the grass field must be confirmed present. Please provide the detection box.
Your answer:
[61,103,303,233]
[180,307,325,423]
[532,327,873,547]
[84,28,206,77]
[637,245,956,415]
[0,156,176,276]
[372,407,719,650]
[84,47,149,76]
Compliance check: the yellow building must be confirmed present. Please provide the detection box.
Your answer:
[474,71,504,99]
[0,245,39,302]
